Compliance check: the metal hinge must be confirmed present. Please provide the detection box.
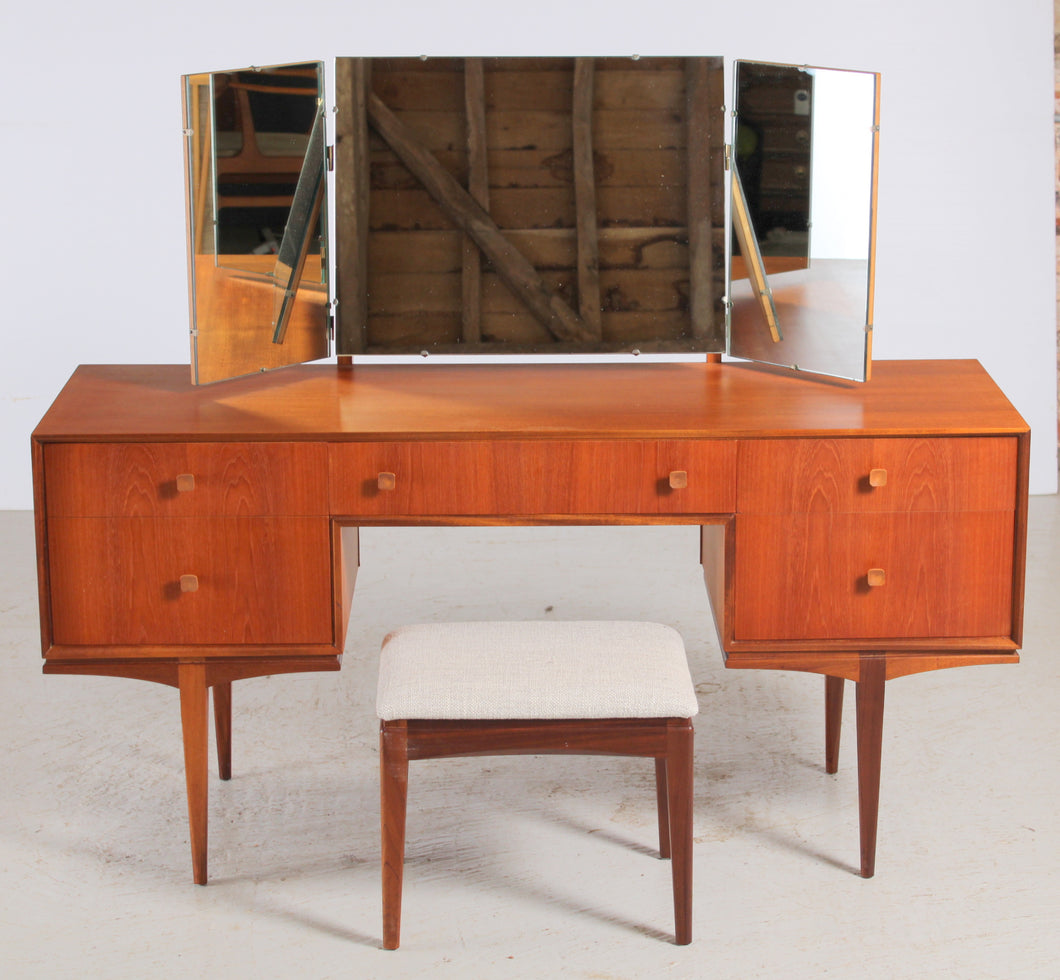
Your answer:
[327,298,338,342]
[723,143,732,171]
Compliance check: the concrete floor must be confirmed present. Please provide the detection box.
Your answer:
[1,504,1057,979]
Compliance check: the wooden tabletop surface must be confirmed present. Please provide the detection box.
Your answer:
[32,359,1029,442]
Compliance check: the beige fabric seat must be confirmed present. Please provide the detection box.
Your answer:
[376,620,698,949]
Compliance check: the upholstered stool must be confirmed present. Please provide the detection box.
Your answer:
[376,620,698,949]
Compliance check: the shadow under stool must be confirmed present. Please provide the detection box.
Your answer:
[375,620,699,949]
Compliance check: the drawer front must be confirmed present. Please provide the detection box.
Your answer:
[738,437,1018,514]
[47,517,333,646]
[44,443,328,518]
[733,512,1015,640]
[329,440,736,517]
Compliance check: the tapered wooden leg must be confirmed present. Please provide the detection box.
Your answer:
[380,721,409,950]
[212,682,232,781]
[654,757,671,859]
[825,675,845,775]
[666,721,694,946]
[178,662,209,885]
[855,658,886,879]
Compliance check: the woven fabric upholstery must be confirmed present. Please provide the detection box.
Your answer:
[376,621,698,721]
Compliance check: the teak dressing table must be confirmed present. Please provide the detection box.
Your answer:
[32,357,1028,884]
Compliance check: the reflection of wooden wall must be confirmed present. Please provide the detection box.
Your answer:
[335,57,725,354]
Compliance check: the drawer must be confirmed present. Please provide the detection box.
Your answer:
[738,438,1017,514]
[329,440,736,517]
[732,512,1015,641]
[44,443,328,518]
[47,517,334,645]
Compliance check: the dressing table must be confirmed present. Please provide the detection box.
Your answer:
[31,56,1029,887]
[32,358,1028,884]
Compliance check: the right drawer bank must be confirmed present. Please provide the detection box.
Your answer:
[732,438,1019,642]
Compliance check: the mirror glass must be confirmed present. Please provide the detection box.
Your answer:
[333,57,727,356]
[727,61,879,381]
[183,62,330,384]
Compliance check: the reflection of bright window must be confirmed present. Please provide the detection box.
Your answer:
[810,71,877,260]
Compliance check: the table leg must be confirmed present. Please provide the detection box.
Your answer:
[178,662,209,885]
[825,675,845,774]
[666,721,694,946]
[213,681,232,781]
[855,657,886,879]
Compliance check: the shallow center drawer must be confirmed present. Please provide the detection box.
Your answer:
[329,440,736,517]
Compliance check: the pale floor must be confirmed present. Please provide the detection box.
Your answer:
[1,505,1058,979]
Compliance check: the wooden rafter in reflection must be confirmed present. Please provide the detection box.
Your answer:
[573,58,602,337]
[462,59,488,344]
[685,57,720,340]
[335,58,372,353]
[366,90,596,344]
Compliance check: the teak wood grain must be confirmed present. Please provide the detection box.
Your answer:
[30,359,1030,886]
[32,360,1028,442]
[47,516,334,646]
[737,438,1018,514]
[733,511,1015,640]
[44,442,328,517]
[328,439,735,517]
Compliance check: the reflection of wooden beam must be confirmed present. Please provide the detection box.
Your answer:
[462,58,488,343]
[685,58,719,340]
[573,58,602,337]
[367,92,595,344]
[335,57,371,354]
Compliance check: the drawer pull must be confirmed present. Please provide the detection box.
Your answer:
[179,574,199,593]
[377,472,397,492]
[868,468,887,488]
[176,473,196,493]
[867,568,886,588]
[668,470,688,490]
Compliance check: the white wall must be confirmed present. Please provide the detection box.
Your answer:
[2,0,1056,504]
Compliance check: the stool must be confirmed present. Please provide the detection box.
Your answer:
[376,620,699,949]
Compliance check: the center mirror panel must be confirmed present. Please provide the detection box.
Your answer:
[333,57,727,355]
[183,62,330,385]
[728,61,880,382]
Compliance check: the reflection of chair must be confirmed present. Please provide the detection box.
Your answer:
[213,69,317,210]
[376,621,698,949]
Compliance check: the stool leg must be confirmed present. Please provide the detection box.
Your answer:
[654,758,671,859]
[666,720,694,945]
[380,721,409,950]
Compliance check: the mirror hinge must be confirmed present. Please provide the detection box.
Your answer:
[326,144,335,172]
[724,144,732,171]
[327,298,338,343]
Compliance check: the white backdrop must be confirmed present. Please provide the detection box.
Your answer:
[2,0,1056,504]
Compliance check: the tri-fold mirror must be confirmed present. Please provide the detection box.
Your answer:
[183,57,879,385]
